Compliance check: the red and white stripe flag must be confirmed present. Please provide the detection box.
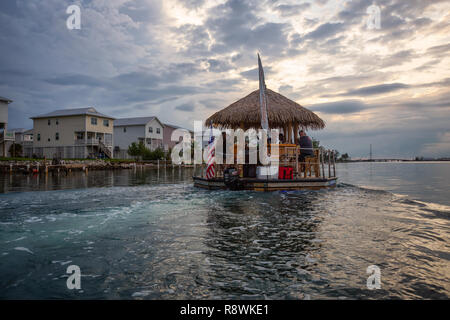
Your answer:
[206,132,215,179]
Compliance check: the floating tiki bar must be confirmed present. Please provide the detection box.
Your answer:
[193,55,337,191]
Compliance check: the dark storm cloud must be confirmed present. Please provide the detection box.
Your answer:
[342,83,410,96]
[205,0,290,56]
[304,22,345,41]
[199,99,224,110]
[308,100,372,114]
[278,85,293,94]
[45,74,104,87]
[240,66,273,80]
[206,59,233,73]
[175,104,195,112]
[426,43,450,57]
[204,78,243,91]
[274,3,311,17]
[179,0,205,9]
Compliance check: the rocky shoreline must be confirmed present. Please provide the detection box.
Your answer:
[0,159,192,173]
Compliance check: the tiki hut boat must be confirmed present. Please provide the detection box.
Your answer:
[193,56,337,191]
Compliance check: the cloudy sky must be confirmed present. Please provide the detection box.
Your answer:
[1,0,449,158]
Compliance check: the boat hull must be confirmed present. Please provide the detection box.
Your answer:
[193,176,337,191]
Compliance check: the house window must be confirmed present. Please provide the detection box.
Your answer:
[91,117,97,125]
[37,133,41,141]
[55,132,59,140]
[149,127,153,133]
[123,127,126,133]
[48,138,50,142]
[156,128,160,134]
[103,119,109,127]
[48,119,51,125]
[56,119,59,125]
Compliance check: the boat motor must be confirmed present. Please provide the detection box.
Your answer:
[223,167,244,190]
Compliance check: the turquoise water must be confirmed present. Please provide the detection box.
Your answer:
[0,163,449,299]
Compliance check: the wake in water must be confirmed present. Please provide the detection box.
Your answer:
[0,179,448,299]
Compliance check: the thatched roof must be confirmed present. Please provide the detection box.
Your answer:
[205,88,325,130]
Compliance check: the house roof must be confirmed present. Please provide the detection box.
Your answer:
[0,96,13,103]
[163,123,194,133]
[8,128,26,133]
[8,128,33,135]
[114,116,166,128]
[31,107,115,120]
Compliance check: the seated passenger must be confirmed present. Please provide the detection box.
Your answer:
[278,133,284,144]
[298,130,314,163]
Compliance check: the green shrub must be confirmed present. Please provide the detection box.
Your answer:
[8,143,23,157]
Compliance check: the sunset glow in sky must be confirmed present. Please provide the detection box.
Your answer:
[1,0,449,158]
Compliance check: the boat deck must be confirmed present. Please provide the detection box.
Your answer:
[193,176,337,191]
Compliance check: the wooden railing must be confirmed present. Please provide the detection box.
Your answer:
[194,146,337,179]
[98,140,112,159]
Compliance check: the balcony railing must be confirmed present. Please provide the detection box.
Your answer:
[75,138,112,146]
[0,131,15,142]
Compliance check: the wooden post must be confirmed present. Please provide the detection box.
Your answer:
[328,150,331,178]
[321,150,325,178]
[295,146,299,178]
[287,123,292,144]
[2,123,6,157]
[332,151,336,177]
[293,123,299,145]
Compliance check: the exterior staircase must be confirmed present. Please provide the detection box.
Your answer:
[98,140,112,158]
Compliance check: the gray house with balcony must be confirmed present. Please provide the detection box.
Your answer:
[113,116,164,158]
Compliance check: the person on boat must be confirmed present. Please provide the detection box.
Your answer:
[298,130,314,163]
[279,133,285,144]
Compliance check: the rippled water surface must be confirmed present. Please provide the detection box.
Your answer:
[0,163,449,299]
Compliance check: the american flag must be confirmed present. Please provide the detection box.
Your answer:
[206,132,215,179]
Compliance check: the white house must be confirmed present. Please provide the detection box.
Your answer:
[113,116,164,158]
[0,96,13,157]
[5,128,33,157]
